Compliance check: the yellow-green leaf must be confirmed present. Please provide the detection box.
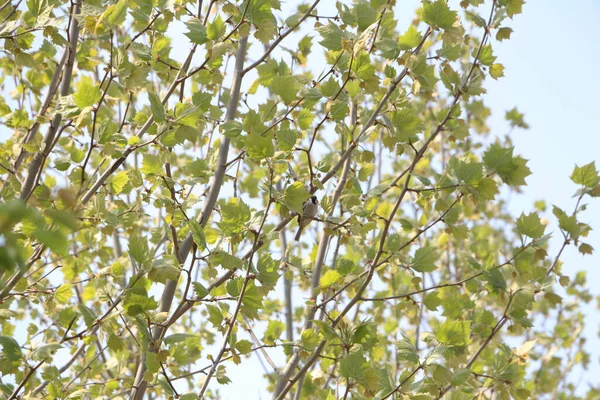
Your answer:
[55,284,73,304]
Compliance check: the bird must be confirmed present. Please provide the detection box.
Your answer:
[295,195,319,241]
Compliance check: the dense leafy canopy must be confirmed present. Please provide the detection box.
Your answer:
[0,0,597,399]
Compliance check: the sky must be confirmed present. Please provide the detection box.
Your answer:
[2,0,599,398]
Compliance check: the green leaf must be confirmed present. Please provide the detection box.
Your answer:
[283,182,310,214]
[108,333,124,353]
[386,233,402,253]
[180,394,200,400]
[141,154,162,176]
[313,320,338,340]
[570,162,599,188]
[489,63,505,80]
[396,334,419,364]
[411,247,439,272]
[218,198,251,236]
[378,37,400,59]
[0,336,22,361]
[239,280,264,318]
[128,235,149,264]
[193,282,209,299]
[149,257,180,284]
[317,22,345,50]
[146,352,160,373]
[340,351,366,379]
[483,144,531,186]
[393,108,421,141]
[109,170,129,194]
[235,340,253,354]
[164,333,199,345]
[73,77,101,110]
[32,343,63,361]
[351,52,377,82]
[297,108,315,130]
[320,77,340,98]
[422,0,457,30]
[45,208,80,231]
[500,0,525,18]
[211,250,244,270]
[516,212,545,239]
[355,2,377,30]
[452,368,472,386]
[271,75,299,104]
[423,346,446,366]
[174,103,202,127]
[78,303,98,329]
[579,243,594,255]
[192,91,212,110]
[544,291,562,306]
[435,320,471,346]
[329,100,349,121]
[207,15,226,40]
[505,107,529,129]
[55,284,73,304]
[257,254,281,290]
[552,206,580,239]
[221,121,243,139]
[496,27,513,41]
[466,10,487,27]
[106,0,129,25]
[476,45,496,66]
[148,92,165,122]
[398,25,422,50]
[263,320,285,345]
[130,43,152,61]
[0,310,16,321]
[33,228,68,255]
[301,329,320,351]
[246,132,275,160]
[337,258,358,276]
[188,220,207,251]
[424,291,442,311]
[54,157,70,171]
[320,270,341,289]
[123,288,158,316]
[216,365,231,385]
[432,364,453,386]
[276,129,297,151]
[452,159,483,184]
[483,269,507,293]
[476,177,499,200]
[186,159,210,181]
[185,18,207,44]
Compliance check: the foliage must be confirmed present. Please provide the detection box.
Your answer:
[0,0,597,399]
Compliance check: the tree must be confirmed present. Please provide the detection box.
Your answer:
[0,0,597,399]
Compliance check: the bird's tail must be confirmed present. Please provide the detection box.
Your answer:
[294,225,303,241]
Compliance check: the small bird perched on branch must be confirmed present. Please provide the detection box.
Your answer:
[295,196,319,241]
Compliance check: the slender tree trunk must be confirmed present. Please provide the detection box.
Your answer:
[12,51,67,173]
[129,35,249,400]
[273,102,357,398]
[19,1,82,202]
